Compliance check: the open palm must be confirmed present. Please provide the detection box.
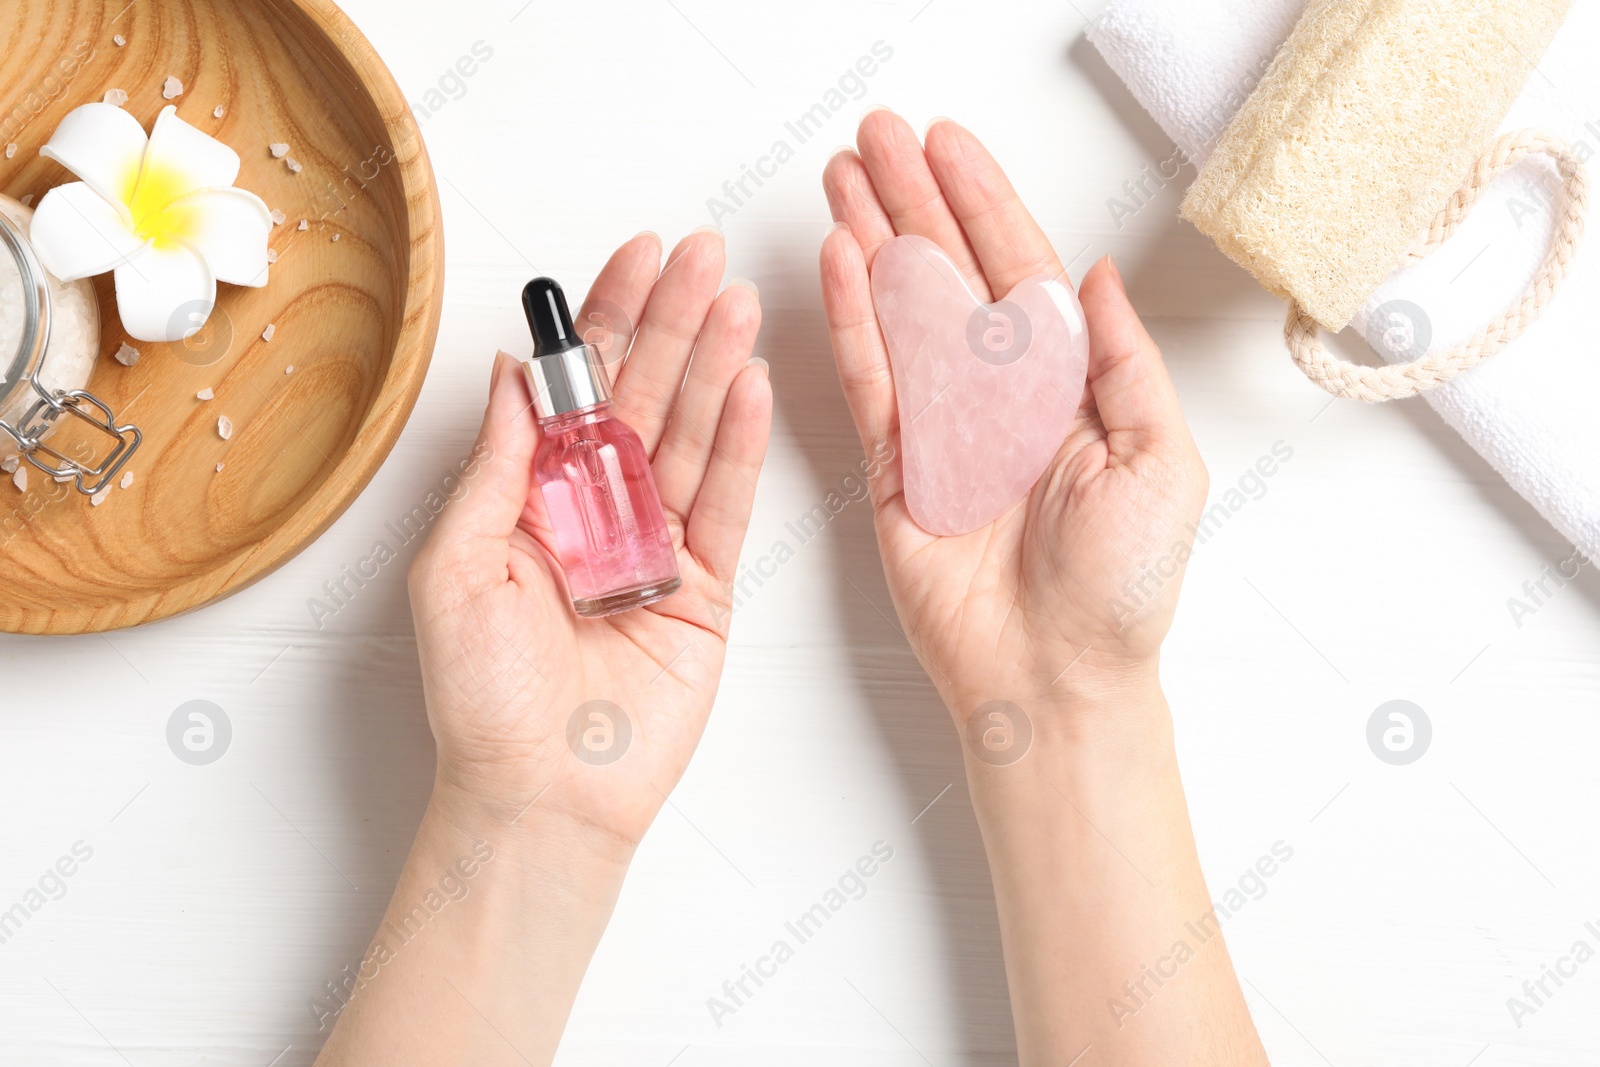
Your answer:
[820,113,1207,718]
[409,230,770,846]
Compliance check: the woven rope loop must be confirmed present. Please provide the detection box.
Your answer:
[1284,129,1590,402]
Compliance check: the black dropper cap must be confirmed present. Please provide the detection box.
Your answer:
[517,276,611,418]
[522,277,581,358]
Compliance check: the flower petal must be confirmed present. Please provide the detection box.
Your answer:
[133,105,241,219]
[113,243,216,343]
[29,182,150,281]
[39,103,148,213]
[153,186,272,287]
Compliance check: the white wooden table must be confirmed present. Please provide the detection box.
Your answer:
[5,1,1599,1063]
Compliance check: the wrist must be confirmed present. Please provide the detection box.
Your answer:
[427,773,639,881]
[956,679,1183,849]
[946,658,1170,759]
[950,667,1178,822]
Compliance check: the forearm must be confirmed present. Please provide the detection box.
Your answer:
[314,780,634,1066]
[963,678,1268,1067]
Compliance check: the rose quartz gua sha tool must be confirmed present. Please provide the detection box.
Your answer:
[869,234,1090,536]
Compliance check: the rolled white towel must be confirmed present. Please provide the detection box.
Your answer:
[1086,0,1306,167]
[1090,0,1600,561]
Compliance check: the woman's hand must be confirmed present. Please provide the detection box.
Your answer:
[820,114,1268,1067]
[318,231,769,1067]
[408,228,771,851]
[820,111,1207,729]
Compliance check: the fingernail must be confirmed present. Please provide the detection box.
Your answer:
[691,224,725,242]
[492,349,513,386]
[633,229,662,249]
[828,220,851,237]
[745,355,770,376]
[1106,253,1124,284]
[860,104,890,123]
[923,115,955,139]
[727,277,759,297]
[827,143,857,162]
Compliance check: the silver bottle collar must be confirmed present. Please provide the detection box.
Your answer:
[521,342,612,420]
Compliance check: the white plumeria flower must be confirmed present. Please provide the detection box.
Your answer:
[29,103,271,343]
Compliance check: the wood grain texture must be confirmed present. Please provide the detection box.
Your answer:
[0,0,443,634]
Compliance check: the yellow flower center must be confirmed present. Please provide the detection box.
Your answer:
[126,159,198,250]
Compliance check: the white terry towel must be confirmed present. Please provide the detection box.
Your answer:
[1089,0,1600,561]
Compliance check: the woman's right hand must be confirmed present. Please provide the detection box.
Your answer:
[408,229,770,850]
[820,110,1208,733]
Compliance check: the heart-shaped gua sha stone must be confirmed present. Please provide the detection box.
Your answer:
[870,234,1089,536]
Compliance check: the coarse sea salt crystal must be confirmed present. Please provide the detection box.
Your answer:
[197,388,214,401]
[3,144,14,159]
[217,415,233,440]
[11,467,26,492]
[270,143,290,158]
[113,342,140,367]
[214,105,225,119]
[0,457,17,474]
[103,89,128,107]
[269,208,286,225]
[286,158,302,174]
[266,249,278,264]
[114,34,126,46]
[163,76,183,99]
[119,470,134,490]
[262,324,276,342]
[298,219,308,231]
[331,233,340,242]
[285,365,294,375]
[91,488,108,507]
[215,462,226,473]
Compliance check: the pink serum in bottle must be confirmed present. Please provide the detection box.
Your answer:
[519,277,681,617]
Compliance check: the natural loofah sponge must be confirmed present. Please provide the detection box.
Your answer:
[1180,0,1574,330]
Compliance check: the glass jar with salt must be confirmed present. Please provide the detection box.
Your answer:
[0,193,139,494]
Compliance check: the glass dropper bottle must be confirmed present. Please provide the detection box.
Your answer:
[519,277,681,617]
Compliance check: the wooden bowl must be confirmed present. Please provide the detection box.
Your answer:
[0,0,443,634]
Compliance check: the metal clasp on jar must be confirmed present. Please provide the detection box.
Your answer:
[0,207,142,496]
[1,387,141,496]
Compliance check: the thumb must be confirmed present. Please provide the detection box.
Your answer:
[1077,256,1186,447]
[431,351,539,548]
